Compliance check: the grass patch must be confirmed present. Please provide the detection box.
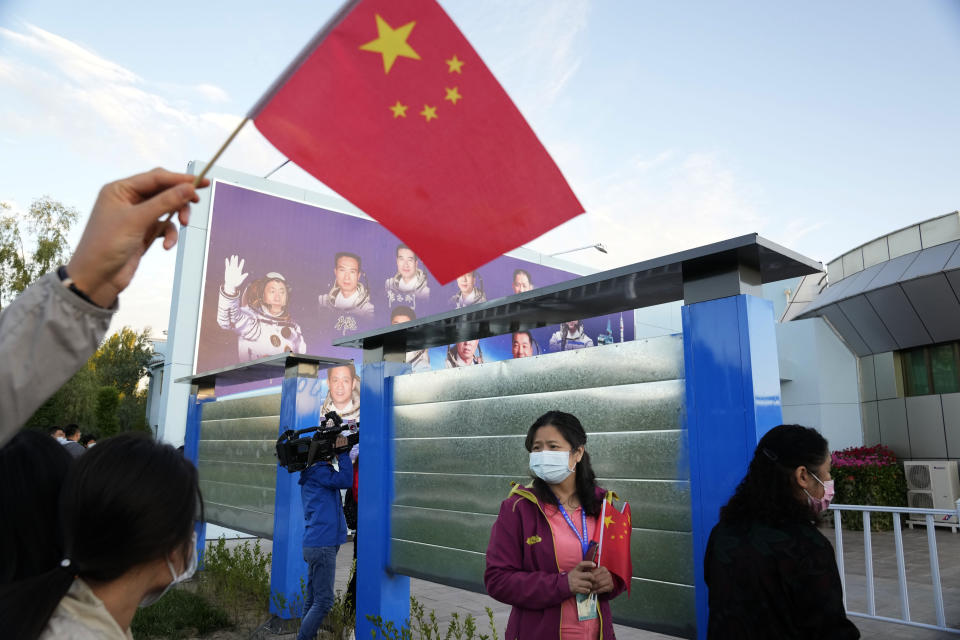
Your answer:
[132,587,232,639]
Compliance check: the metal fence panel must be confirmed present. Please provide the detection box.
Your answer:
[390,336,693,635]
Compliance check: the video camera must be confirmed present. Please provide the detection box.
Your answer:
[275,411,359,473]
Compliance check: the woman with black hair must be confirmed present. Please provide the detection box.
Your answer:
[0,433,203,640]
[704,424,859,639]
[0,430,73,584]
[485,411,626,640]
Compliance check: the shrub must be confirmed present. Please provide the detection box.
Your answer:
[831,445,907,531]
[131,587,231,638]
[368,597,497,640]
[201,537,272,623]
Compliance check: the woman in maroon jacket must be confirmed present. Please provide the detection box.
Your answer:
[485,411,627,640]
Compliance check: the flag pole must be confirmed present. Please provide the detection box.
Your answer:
[192,117,249,186]
[596,491,608,565]
[151,116,248,240]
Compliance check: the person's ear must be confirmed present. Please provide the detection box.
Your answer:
[793,466,810,489]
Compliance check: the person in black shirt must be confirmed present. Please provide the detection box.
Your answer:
[704,424,860,639]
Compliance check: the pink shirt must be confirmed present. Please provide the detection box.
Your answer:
[543,503,600,640]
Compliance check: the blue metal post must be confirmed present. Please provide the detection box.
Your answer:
[356,355,410,639]
[184,389,210,567]
[682,294,783,640]
[270,366,321,617]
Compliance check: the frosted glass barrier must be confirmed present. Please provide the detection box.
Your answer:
[197,393,282,537]
[391,336,694,637]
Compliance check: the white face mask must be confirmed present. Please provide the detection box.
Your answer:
[529,450,575,485]
[139,532,198,607]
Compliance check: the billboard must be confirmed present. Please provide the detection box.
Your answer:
[194,181,633,382]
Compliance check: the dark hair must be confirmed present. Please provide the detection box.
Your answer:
[513,268,532,283]
[719,424,829,526]
[0,433,203,640]
[334,251,362,269]
[241,276,289,317]
[47,425,63,436]
[395,244,416,260]
[63,424,80,439]
[79,433,97,447]
[524,411,601,517]
[329,362,358,380]
[0,431,73,584]
[390,306,416,322]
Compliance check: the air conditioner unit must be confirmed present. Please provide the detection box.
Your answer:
[904,460,960,527]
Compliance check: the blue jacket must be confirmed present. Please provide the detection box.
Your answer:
[299,451,353,548]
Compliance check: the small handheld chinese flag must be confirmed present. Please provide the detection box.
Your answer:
[595,492,632,595]
[249,0,583,284]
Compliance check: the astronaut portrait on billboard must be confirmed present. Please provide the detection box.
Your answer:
[549,320,595,352]
[445,339,484,367]
[512,268,534,294]
[216,254,307,362]
[390,306,430,372]
[319,251,375,335]
[512,331,538,358]
[385,244,430,310]
[320,363,360,422]
[449,271,487,309]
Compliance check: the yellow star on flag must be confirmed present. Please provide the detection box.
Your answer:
[389,101,408,118]
[445,54,464,73]
[604,516,615,528]
[360,15,421,74]
[420,105,438,122]
[444,87,462,105]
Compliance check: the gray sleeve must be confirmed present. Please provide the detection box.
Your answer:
[0,272,114,447]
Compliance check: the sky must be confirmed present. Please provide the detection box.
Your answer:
[1,0,958,336]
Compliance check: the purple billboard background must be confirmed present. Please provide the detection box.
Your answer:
[194,182,634,379]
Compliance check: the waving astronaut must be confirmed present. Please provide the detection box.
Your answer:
[217,255,306,362]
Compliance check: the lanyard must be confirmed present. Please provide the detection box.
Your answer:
[556,502,589,557]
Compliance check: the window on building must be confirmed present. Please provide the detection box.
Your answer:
[901,342,960,396]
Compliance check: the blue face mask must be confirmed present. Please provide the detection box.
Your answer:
[529,450,574,485]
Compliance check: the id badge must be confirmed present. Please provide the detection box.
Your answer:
[576,592,598,621]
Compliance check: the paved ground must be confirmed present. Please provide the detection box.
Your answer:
[233,522,960,639]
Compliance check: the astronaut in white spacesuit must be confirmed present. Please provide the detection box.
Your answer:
[320,252,375,334]
[217,254,306,362]
[449,271,486,309]
[385,244,430,310]
[320,363,361,422]
[444,339,483,368]
[548,320,594,352]
[390,306,430,372]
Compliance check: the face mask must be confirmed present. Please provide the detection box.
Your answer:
[140,532,198,607]
[529,450,574,485]
[804,472,835,515]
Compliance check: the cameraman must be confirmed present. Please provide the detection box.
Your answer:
[297,435,353,640]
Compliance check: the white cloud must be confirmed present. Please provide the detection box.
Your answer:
[194,83,230,104]
[0,23,256,171]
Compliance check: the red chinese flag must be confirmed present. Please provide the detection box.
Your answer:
[595,496,632,595]
[250,0,583,284]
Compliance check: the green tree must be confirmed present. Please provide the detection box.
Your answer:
[26,326,154,437]
[91,327,153,397]
[0,197,79,311]
[95,386,121,438]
